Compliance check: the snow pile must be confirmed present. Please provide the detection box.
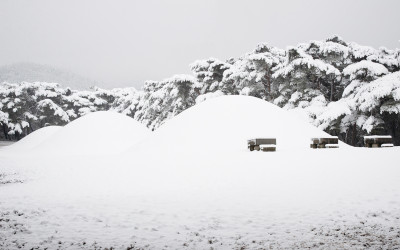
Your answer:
[4,111,150,156]
[140,95,345,154]
[5,126,62,151]
[39,111,150,156]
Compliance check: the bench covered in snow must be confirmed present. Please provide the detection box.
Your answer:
[248,138,276,152]
[259,144,276,152]
[364,135,393,148]
[310,137,339,149]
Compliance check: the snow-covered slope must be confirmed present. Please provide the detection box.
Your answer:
[6,126,62,151]
[37,111,150,156]
[138,95,346,154]
[3,111,150,156]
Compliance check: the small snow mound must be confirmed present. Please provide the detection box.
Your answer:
[3,126,62,151]
[33,111,150,156]
[141,95,347,153]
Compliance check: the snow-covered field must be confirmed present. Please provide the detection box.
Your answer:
[1,96,399,249]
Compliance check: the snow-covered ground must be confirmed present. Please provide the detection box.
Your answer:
[0,96,399,249]
[0,141,14,148]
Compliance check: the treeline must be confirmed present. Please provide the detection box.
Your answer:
[1,36,400,146]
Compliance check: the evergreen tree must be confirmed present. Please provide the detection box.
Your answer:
[272,47,340,110]
[190,58,230,94]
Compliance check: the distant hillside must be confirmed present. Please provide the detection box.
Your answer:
[0,62,98,90]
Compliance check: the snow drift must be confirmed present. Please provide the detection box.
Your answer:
[5,126,62,151]
[39,111,150,156]
[138,95,346,154]
[4,111,150,156]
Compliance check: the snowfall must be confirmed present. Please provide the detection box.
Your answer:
[0,96,399,249]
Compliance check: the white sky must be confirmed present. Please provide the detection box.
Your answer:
[1,0,399,89]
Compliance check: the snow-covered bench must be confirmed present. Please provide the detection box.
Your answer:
[364,135,393,148]
[259,144,276,152]
[310,137,339,149]
[248,138,276,152]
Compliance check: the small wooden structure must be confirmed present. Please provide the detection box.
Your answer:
[248,138,276,152]
[364,135,393,148]
[310,137,339,149]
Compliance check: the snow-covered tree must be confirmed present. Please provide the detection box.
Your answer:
[0,82,37,139]
[190,58,231,95]
[220,44,285,100]
[36,98,69,127]
[305,36,350,70]
[316,60,389,145]
[134,75,198,130]
[353,71,400,145]
[272,47,341,113]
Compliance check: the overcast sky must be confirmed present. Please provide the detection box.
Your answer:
[1,0,399,89]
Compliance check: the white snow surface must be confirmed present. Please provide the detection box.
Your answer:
[139,95,346,155]
[364,135,392,139]
[4,126,62,151]
[5,111,150,156]
[343,60,389,81]
[0,95,400,249]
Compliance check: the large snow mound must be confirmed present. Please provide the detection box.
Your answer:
[32,111,150,156]
[140,95,347,154]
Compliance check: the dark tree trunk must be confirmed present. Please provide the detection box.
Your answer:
[352,123,357,146]
[2,124,9,140]
[330,80,334,101]
[266,71,271,94]
[29,122,34,133]
[263,67,272,100]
